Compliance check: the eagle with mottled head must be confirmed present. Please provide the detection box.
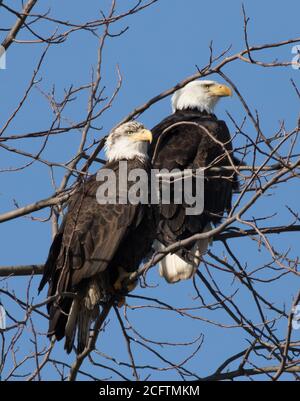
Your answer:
[39,121,156,354]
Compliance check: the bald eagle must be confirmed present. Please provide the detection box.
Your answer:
[39,122,155,353]
[150,80,239,283]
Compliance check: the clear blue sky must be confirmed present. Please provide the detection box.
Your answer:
[0,0,299,380]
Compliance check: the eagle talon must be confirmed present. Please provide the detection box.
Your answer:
[116,296,126,308]
[113,267,137,293]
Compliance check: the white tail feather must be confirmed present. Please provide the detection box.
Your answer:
[155,224,212,284]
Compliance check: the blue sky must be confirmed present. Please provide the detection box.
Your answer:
[0,0,299,380]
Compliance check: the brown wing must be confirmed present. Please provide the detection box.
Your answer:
[150,111,237,248]
[39,161,142,298]
[39,159,154,349]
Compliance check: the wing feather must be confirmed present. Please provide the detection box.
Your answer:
[150,111,238,249]
[41,161,142,294]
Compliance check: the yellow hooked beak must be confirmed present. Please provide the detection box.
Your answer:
[130,129,153,144]
[210,84,232,97]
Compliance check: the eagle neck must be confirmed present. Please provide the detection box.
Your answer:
[174,108,217,119]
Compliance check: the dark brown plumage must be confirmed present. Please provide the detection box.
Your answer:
[150,108,239,267]
[39,124,156,353]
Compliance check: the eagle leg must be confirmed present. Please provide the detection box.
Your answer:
[116,296,126,308]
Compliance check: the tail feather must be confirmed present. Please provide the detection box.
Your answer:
[77,308,92,354]
[48,298,72,341]
[158,250,195,283]
[64,279,102,354]
[64,298,80,353]
[155,224,212,284]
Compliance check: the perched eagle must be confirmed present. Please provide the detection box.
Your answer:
[39,121,155,353]
[150,80,239,283]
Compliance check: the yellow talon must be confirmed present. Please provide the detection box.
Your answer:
[117,297,126,308]
[113,266,137,292]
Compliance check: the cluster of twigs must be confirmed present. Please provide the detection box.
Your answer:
[0,0,300,381]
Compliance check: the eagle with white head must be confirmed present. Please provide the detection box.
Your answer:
[150,79,239,284]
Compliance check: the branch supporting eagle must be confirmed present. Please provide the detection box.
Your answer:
[39,80,239,354]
